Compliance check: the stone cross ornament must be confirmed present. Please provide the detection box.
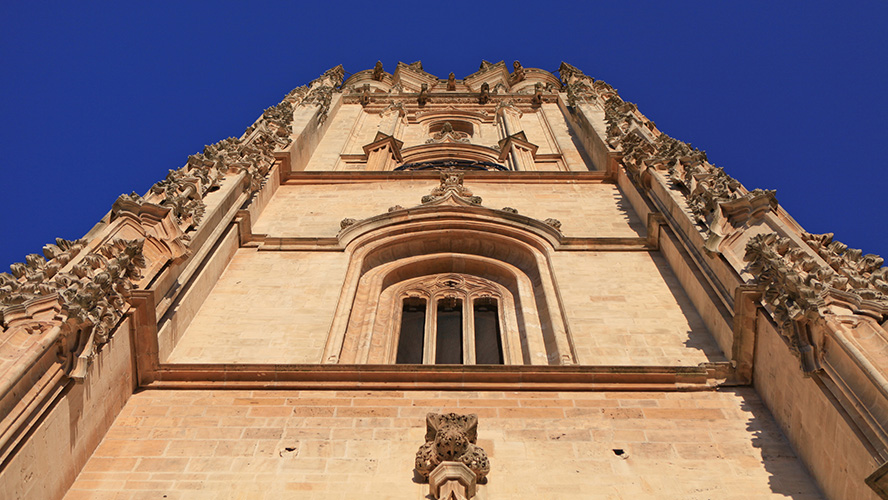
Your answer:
[415,412,490,480]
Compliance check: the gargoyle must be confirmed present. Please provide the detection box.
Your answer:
[415,413,490,481]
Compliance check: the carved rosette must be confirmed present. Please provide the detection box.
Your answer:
[415,413,490,481]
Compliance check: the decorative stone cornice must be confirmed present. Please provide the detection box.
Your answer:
[592,80,776,251]
[558,62,617,107]
[415,413,490,482]
[744,232,888,373]
[302,65,345,123]
[116,66,345,240]
[1,238,146,380]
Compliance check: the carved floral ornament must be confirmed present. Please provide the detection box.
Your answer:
[0,238,147,380]
[339,170,563,234]
[744,232,888,373]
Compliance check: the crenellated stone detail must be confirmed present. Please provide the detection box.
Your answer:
[415,413,490,482]
[744,233,888,373]
[559,62,617,107]
[801,232,888,301]
[302,65,345,123]
[0,238,89,315]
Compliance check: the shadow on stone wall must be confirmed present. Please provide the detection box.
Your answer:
[732,387,824,498]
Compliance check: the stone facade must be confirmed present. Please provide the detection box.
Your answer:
[1,60,886,499]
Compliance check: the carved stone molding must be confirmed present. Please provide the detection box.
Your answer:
[744,233,888,373]
[596,80,777,251]
[111,66,344,246]
[426,122,470,144]
[415,413,490,482]
[1,238,147,381]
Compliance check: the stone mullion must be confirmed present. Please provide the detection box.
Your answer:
[424,296,438,365]
[463,292,475,365]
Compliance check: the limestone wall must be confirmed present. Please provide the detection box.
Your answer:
[252,181,645,239]
[167,249,348,364]
[753,311,880,500]
[552,251,724,366]
[63,388,822,500]
[0,319,135,500]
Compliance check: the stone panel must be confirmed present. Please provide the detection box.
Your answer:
[0,319,135,500]
[552,251,725,366]
[64,388,822,500]
[252,181,645,239]
[167,250,348,364]
[754,312,881,500]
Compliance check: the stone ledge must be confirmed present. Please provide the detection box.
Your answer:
[145,362,736,391]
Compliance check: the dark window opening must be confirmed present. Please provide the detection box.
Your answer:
[396,298,426,364]
[474,298,504,364]
[435,298,463,364]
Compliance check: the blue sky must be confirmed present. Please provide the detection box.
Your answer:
[1,3,886,268]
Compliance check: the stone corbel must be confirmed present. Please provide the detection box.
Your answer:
[362,132,404,171]
[702,189,777,254]
[106,206,190,287]
[497,131,538,171]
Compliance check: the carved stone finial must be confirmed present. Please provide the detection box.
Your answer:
[360,84,371,107]
[512,60,525,82]
[415,413,489,483]
[372,61,384,81]
[544,218,562,230]
[340,218,358,230]
[421,170,482,205]
[531,83,544,107]
[447,72,456,91]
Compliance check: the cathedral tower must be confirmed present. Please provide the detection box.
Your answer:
[1,60,886,499]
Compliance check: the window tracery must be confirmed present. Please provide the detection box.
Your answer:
[392,273,507,365]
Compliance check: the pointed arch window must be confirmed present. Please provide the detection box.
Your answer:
[392,274,506,365]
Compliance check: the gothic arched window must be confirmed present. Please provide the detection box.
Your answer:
[393,274,506,365]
